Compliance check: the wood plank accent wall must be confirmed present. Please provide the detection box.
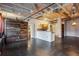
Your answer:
[5,19,28,43]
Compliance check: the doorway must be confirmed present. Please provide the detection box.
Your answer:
[62,24,64,38]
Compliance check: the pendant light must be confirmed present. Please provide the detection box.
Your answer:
[72,21,77,26]
[71,4,77,26]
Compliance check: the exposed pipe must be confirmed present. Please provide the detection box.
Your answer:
[24,3,55,21]
[0,10,25,20]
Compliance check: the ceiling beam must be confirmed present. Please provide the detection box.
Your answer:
[56,3,70,17]
[24,3,55,21]
[0,4,31,13]
[12,4,32,12]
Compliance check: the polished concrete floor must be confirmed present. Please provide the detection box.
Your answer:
[0,36,79,56]
[63,36,79,56]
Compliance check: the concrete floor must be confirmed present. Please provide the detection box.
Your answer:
[0,36,79,56]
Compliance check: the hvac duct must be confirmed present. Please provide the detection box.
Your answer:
[0,10,25,20]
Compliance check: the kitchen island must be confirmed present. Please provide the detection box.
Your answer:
[36,31,55,42]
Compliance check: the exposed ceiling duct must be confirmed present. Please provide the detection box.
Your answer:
[0,10,25,20]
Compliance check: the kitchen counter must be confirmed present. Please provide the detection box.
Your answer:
[36,31,55,42]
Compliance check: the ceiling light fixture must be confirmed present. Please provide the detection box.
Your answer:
[72,21,77,26]
[71,4,77,26]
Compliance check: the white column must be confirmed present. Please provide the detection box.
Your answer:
[55,18,62,38]
[30,24,36,38]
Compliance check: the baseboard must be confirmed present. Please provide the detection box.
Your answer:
[32,37,54,43]
[64,36,79,38]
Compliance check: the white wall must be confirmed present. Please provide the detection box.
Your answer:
[29,18,62,40]
[29,19,50,38]
[64,18,79,37]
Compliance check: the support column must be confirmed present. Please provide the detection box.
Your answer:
[55,18,62,49]
[30,24,36,38]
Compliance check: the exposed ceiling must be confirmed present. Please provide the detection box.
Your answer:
[0,3,51,17]
[0,3,58,20]
[0,3,36,16]
[38,3,79,21]
[0,3,79,21]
